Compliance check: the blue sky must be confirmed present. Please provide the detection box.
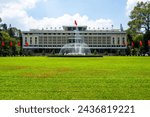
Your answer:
[29,0,126,19]
[0,0,148,30]
[28,0,128,28]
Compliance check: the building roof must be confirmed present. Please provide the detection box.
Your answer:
[22,26,126,34]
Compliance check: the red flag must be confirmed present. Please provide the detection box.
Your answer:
[25,42,28,46]
[132,41,134,47]
[74,20,77,26]
[2,41,5,47]
[10,41,13,47]
[139,41,143,47]
[18,42,21,46]
[148,40,150,46]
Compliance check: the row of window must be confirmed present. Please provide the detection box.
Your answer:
[25,36,125,40]
[25,41,125,45]
[25,37,126,45]
[24,45,126,48]
[24,33,123,36]
[25,37,38,45]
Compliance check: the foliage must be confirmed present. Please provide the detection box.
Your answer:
[0,57,150,100]
[0,31,21,56]
[133,34,143,49]
[133,34,143,42]
[128,1,150,33]
[1,23,7,31]
[143,31,150,52]
[127,1,150,54]
[0,17,21,56]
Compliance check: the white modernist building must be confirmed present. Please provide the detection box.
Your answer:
[22,26,127,55]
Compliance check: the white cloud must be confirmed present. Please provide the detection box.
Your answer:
[0,0,113,31]
[126,0,150,15]
[26,13,113,30]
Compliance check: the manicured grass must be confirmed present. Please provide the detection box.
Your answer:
[0,56,150,100]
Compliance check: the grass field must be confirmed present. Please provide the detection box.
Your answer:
[0,56,150,100]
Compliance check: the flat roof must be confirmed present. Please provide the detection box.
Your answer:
[22,26,126,34]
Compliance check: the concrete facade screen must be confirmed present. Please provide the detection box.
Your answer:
[22,26,127,54]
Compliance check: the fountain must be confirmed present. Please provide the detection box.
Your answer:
[59,27,91,55]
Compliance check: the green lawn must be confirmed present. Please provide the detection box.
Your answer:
[0,56,150,100]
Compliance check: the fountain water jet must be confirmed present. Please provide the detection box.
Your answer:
[59,27,91,55]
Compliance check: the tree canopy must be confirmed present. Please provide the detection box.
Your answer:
[0,17,22,56]
[128,1,150,33]
[127,1,150,54]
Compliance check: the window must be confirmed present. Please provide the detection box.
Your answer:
[107,37,111,44]
[30,37,32,44]
[39,37,43,44]
[112,37,115,44]
[25,37,27,43]
[102,37,106,44]
[118,37,120,45]
[122,37,125,45]
[35,37,37,44]
[44,39,47,44]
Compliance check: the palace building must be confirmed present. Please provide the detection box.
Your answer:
[22,26,127,55]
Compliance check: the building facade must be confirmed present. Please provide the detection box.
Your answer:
[22,26,127,55]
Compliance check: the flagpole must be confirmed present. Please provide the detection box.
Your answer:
[74,20,78,54]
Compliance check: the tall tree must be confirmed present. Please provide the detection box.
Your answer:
[2,23,7,31]
[128,1,150,33]
[128,1,150,53]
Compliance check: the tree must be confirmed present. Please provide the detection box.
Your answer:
[8,28,15,37]
[0,31,20,56]
[1,23,7,31]
[128,2,150,33]
[128,1,150,53]
[0,18,2,31]
[0,17,22,56]
[0,18,2,23]
[133,34,143,47]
